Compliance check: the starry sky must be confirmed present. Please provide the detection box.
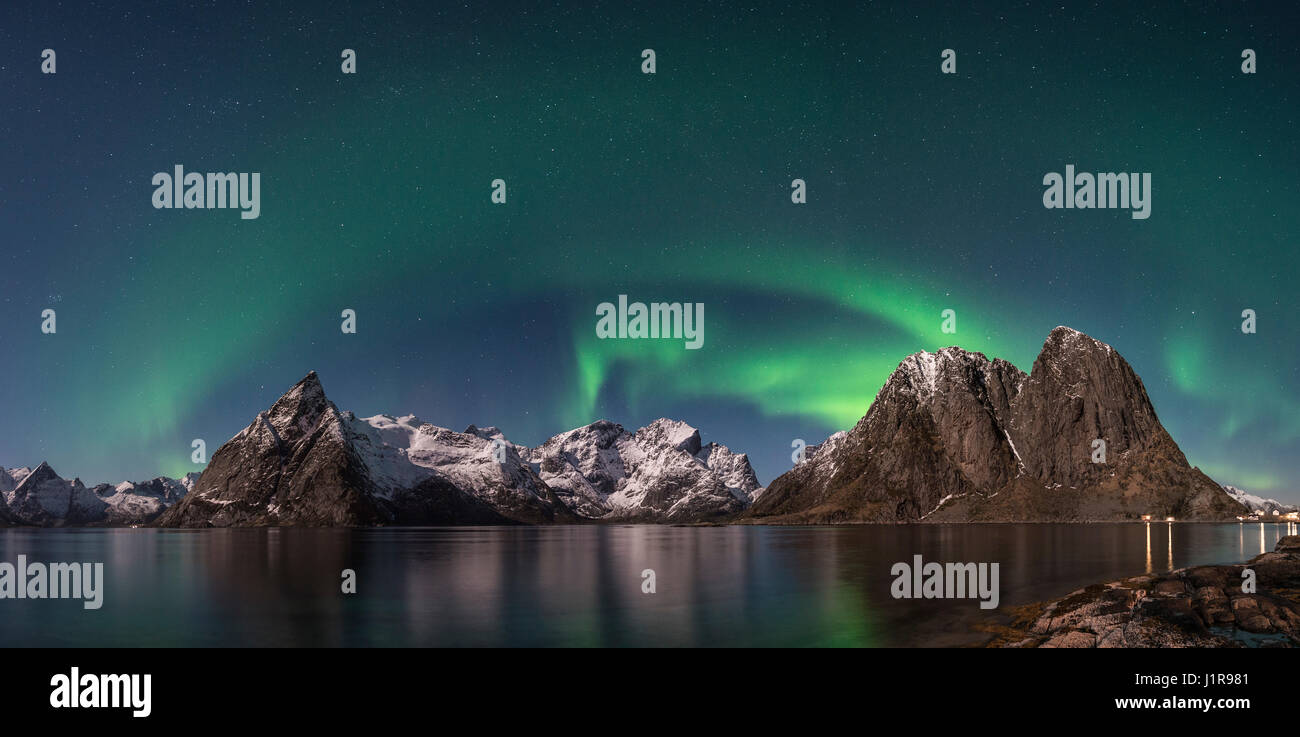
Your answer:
[2,1,1297,501]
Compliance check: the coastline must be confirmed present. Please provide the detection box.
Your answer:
[984,535,1300,648]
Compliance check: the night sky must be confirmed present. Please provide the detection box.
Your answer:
[2,2,1297,501]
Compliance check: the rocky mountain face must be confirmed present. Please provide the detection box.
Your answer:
[0,462,192,526]
[749,327,1248,523]
[157,372,760,527]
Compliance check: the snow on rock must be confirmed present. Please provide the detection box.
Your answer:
[1223,485,1298,515]
[523,418,758,521]
[4,466,34,489]
[95,476,190,524]
[3,462,108,526]
[0,462,192,526]
[341,412,556,513]
[22,373,763,527]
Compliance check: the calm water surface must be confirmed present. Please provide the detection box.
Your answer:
[1,522,1295,647]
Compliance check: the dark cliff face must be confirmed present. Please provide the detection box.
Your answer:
[750,327,1247,523]
[1008,326,1162,488]
[750,347,1026,522]
[157,372,385,527]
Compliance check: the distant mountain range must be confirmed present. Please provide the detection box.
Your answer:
[1,326,1263,527]
[1222,486,1298,516]
[154,371,761,526]
[0,463,198,526]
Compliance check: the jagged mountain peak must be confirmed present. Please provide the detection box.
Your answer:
[463,425,505,442]
[1034,326,1121,376]
[0,463,192,525]
[520,416,757,520]
[4,460,106,526]
[264,371,332,430]
[635,418,702,455]
[1047,324,1112,348]
[885,345,1023,402]
[540,419,626,448]
[19,461,61,488]
[1010,326,1161,487]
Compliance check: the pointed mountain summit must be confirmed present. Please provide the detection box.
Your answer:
[3,461,108,526]
[1008,326,1161,487]
[159,372,384,526]
[157,372,762,526]
[749,327,1247,523]
[159,372,575,526]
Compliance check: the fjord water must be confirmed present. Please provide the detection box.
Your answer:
[1,523,1294,647]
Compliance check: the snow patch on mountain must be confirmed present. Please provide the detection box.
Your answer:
[523,418,757,521]
[0,462,193,526]
[1223,485,1298,515]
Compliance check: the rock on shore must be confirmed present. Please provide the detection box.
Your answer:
[990,535,1300,648]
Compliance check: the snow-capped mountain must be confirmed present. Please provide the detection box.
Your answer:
[1222,486,1298,515]
[1,466,34,489]
[523,418,761,521]
[0,463,194,526]
[339,411,571,524]
[91,475,193,525]
[157,372,763,527]
[750,327,1248,523]
[2,462,108,526]
[157,371,557,527]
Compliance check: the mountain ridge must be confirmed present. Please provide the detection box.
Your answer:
[156,372,759,527]
[5,327,1260,527]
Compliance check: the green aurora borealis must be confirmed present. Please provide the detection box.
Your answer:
[1,2,1297,498]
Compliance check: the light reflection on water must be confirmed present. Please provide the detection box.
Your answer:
[0,522,1293,647]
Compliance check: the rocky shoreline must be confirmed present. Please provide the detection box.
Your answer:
[988,535,1300,648]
